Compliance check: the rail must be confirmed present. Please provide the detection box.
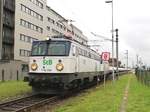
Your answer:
[0,94,58,112]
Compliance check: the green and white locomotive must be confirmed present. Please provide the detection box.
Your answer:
[28,35,106,94]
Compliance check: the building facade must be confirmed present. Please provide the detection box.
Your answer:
[0,0,15,60]
[15,0,87,62]
[0,0,88,81]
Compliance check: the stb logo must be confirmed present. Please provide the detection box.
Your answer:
[101,52,110,61]
[43,59,52,65]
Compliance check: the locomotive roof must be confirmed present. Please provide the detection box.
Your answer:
[34,35,100,56]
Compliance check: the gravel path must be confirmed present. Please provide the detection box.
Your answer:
[119,74,131,112]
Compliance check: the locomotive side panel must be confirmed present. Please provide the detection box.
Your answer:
[78,55,100,72]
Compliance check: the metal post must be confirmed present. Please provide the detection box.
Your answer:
[136,54,139,67]
[111,0,115,82]
[0,0,3,60]
[2,69,5,82]
[126,50,128,70]
[17,70,19,81]
[105,0,115,82]
[104,74,106,88]
[103,64,106,88]
[115,29,119,79]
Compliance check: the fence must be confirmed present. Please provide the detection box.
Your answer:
[0,69,20,82]
[0,60,28,82]
[135,69,150,86]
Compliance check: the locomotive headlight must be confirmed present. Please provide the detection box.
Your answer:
[56,63,64,71]
[31,63,38,71]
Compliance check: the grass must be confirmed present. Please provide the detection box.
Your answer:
[0,81,31,100]
[1,74,149,112]
[54,74,130,112]
[127,75,150,112]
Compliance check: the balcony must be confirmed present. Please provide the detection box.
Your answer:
[3,1,15,12]
[0,59,10,64]
[3,36,14,45]
[3,17,14,28]
[2,53,14,60]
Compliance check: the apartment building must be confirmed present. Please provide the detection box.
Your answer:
[15,0,88,62]
[0,0,88,80]
[15,0,47,62]
[45,6,88,44]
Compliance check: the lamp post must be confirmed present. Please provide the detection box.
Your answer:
[105,0,115,81]
[115,29,119,79]
[125,50,128,70]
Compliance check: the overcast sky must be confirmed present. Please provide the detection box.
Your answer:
[47,0,150,67]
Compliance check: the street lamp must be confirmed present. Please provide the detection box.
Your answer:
[125,50,128,70]
[105,0,115,81]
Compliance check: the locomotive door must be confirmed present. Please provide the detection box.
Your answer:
[75,47,79,72]
[72,45,78,72]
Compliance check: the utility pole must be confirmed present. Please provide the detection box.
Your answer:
[105,0,115,82]
[115,29,119,79]
[136,54,139,67]
[125,50,128,70]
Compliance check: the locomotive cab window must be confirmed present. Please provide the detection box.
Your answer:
[47,41,71,56]
[31,41,71,56]
[31,41,47,56]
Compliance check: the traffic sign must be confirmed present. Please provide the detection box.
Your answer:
[101,52,110,61]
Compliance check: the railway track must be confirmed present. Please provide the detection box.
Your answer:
[0,71,129,112]
[0,94,59,112]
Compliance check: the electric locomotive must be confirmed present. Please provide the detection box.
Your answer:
[28,35,104,94]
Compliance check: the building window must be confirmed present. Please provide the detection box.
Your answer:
[21,64,29,72]
[20,49,31,57]
[29,0,43,9]
[20,34,38,43]
[47,17,55,24]
[20,19,43,33]
[27,36,31,42]
[47,26,50,31]
[52,28,62,35]
[55,22,63,29]
[20,49,25,56]
[21,4,43,21]
[20,34,26,41]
